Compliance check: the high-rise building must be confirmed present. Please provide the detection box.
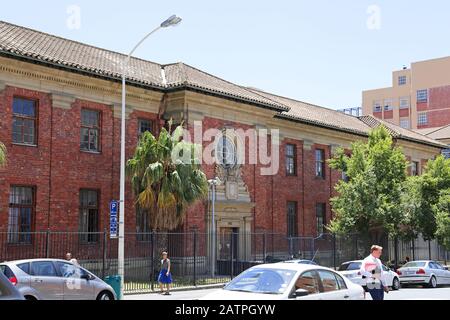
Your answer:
[362,56,450,130]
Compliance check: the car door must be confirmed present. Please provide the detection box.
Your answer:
[431,262,448,284]
[317,270,350,300]
[30,261,64,300]
[55,261,94,300]
[293,271,321,300]
[382,265,393,286]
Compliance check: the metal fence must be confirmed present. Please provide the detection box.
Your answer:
[1,231,449,294]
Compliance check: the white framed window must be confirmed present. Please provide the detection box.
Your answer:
[399,97,410,109]
[400,118,410,129]
[417,113,428,126]
[417,90,428,103]
[373,100,382,112]
[398,76,407,86]
[384,99,394,111]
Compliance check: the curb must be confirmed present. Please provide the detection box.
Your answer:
[124,283,225,296]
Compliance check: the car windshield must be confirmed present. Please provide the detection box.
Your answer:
[338,262,361,271]
[224,268,297,295]
[403,262,426,268]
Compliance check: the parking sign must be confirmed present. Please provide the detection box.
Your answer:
[110,200,119,239]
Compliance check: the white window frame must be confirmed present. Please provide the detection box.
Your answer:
[417,113,428,126]
[373,100,382,112]
[417,90,428,103]
[399,97,410,109]
[399,118,410,129]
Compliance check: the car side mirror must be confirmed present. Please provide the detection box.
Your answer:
[81,274,92,281]
[295,289,309,298]
[444,266,449,271]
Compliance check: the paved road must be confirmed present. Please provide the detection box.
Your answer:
[125,286,450,300]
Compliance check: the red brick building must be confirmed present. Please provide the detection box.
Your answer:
[0,21,446,260]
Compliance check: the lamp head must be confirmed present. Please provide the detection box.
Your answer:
[161,15,182,28]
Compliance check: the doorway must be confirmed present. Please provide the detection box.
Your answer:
[219,227,239,260]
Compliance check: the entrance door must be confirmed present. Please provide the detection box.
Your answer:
[219,227,239,260]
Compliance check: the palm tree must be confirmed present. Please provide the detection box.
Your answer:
[126,122,208,231]
[0,142,6,166]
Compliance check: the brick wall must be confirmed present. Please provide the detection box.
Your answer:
[0,85,159,235]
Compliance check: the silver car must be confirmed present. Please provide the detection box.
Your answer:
[397,260,450,288]
[338,260,401,290]
[0,259,116,300]
[0,271,24,300]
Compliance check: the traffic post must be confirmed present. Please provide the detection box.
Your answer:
[110,200,119,239]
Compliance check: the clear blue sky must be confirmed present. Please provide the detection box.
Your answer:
[1,0,450,109]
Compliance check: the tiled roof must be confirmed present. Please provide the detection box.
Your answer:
[0,21,287,112]
[415,125,450,141]
[359,116,447,148]
[247,88,371,135]
[0,20,446,149]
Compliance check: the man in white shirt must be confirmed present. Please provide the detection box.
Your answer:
[66,252,79,266]
[360,245,389,300]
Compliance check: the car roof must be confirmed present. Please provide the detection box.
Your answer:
[1,258,69,265]
[341,260,363,264]
[251,262,334,272]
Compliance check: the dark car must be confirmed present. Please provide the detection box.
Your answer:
[0,270,24,300]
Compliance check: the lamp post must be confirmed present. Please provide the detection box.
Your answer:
[118,14,182,299]
[208,178,221,277]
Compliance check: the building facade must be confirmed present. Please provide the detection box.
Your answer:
[0,21,446,260]
[362,56,450,130]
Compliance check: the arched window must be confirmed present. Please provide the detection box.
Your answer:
[216,135,236,168]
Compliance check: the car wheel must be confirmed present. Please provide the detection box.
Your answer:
[392,277,400,291]
[97,291,114,301]
[428,276,437,288]
[24,295,37,301]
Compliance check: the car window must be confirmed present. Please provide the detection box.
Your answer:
[17,263,30,275]
[224,268,297,295]
[335,273,347,290]
[0,265,14,278]
[403,262,426,268]
[430,262,442,270]
[382,265,389,272]
[318,270,340,293]
[295,271,320,295]
[55,262,84,278]
[31,261,57,277]
[432,262,443,270]
[338,262,361,271]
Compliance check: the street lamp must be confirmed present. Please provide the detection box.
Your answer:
[118,14,182,299]
[208,177,221,277]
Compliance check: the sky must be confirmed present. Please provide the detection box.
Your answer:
[1,0,450,109]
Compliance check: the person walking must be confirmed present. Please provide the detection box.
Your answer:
[158,252,172,296]
[360,245,389,300]
[66,253,79,266]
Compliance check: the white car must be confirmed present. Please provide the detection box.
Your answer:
[397,260,450,288]
[201,263,365,300]
[338,260,401,290]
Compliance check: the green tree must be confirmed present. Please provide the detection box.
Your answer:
[416,156,450,241]
[0,142,6,166]
[126,122,208,231]
[435,189,450,251]
[399,176,422,242]
[328,126,408,243]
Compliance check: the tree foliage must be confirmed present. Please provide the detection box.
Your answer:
[126,122,208,231]
[435,188,450,251]
[328,126,407,241]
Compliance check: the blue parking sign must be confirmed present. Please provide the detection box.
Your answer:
[110,200,119,239]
